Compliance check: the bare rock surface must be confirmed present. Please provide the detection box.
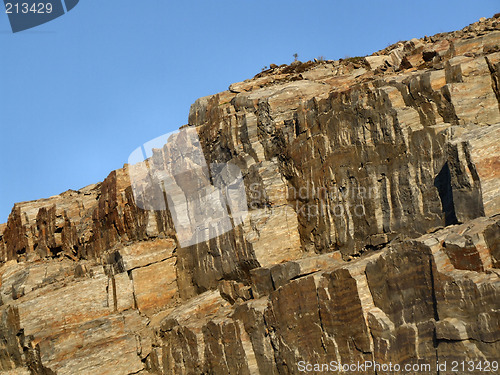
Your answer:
[1,15,500,374]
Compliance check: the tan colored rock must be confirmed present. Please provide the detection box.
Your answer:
[446,55,500,125]
[451,124,500,217]
[108,238,176,272]
[0,17,499,375]
[365,55,390,70]
[131,256,178,315]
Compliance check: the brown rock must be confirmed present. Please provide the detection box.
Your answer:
[1,17,499,374]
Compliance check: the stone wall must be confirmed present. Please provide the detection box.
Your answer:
[0,15,499,375]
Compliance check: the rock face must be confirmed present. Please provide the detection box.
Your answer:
[1,15,500,375]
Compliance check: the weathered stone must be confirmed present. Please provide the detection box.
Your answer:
[131,256,178,316]
[0,16,499,374]
[365,55,390,70]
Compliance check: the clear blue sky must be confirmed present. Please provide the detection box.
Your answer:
[0,1,498,223]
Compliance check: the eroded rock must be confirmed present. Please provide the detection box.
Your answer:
[0,15,499,375]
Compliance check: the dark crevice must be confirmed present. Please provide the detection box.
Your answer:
[49,246,63,257]
[351,336,372,355]
[289,270,317,281]
[485,56,500,111]
[433,162,459,226]
[112,276,118,311]
[428,256,440,322]
[314,285,328,355]
[429,254,440,355]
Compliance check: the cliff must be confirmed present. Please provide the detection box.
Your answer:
[0,15,499,375]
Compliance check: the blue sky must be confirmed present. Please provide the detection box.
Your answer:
[0,0,498,223]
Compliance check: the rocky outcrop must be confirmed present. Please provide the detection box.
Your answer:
[1,15,499,375]
[156,215,500,374]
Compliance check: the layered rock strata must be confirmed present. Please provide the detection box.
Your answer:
[0,15,499,375]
